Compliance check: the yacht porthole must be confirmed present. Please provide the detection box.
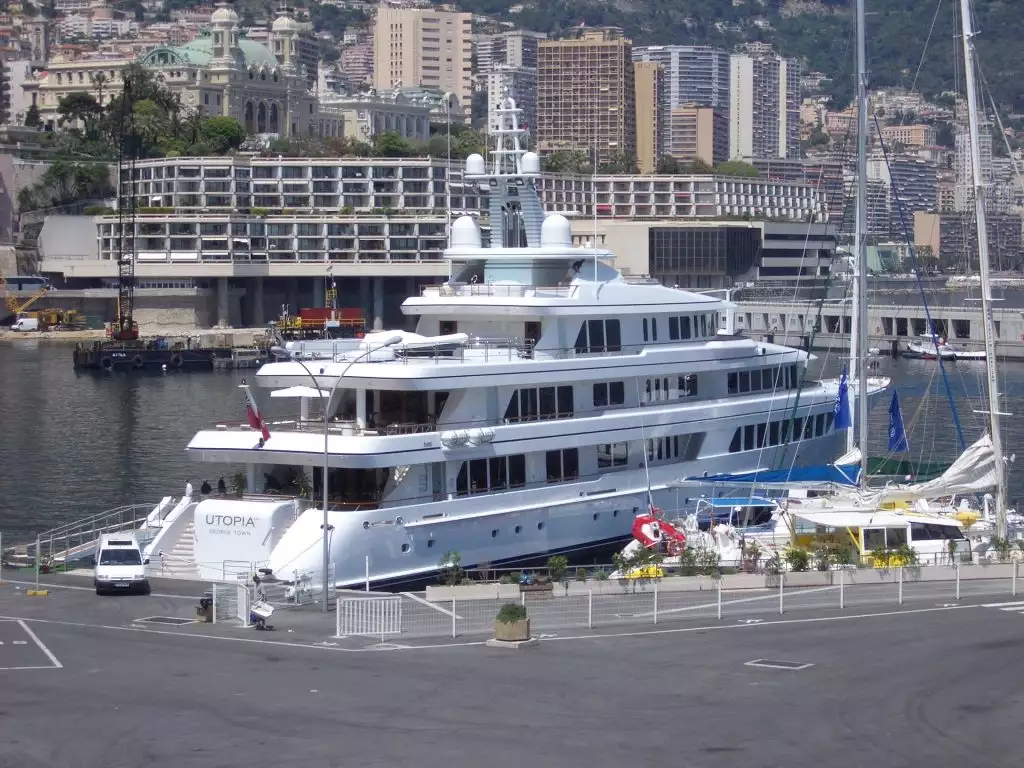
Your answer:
[632,507,639,515]
[362,521,369,530]
[427,539,435,548]
[593,513,599,521]
[401,543,410,553]
[613,510,619,517]
[514,525,521,534]
[537,522,545,530]
[491,529,498,538]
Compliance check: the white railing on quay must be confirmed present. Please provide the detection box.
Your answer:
[336,596,403,641]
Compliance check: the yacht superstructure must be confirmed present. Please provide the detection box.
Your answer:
[181,96,888,588]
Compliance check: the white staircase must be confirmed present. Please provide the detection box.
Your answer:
[148,520,199,580]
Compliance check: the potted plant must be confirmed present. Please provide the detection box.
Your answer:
[783,547,811,572]
[230,472,247,498]
[493,602,530,642]
[547,555,569,585]
[743,540,762,573]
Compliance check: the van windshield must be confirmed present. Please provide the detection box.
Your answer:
[99,549,142,565]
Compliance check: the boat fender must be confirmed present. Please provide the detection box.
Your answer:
[170,353,184,368]
[100,356,114,370]
[132,355,144,369]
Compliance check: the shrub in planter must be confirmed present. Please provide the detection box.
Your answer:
[547,555,569,584]
[783,547,811,572]
[494,602,530,642]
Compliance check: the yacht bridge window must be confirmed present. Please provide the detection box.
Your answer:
[646,433,705,464]
[642,375,698,403]
[505,386,574,422]
[728,364,799,395]
[546,448,579,482]
[593,381,625,407]
[575,319,622,354]
[456,455,527,495]
[597,442,628,468]
[728,411,834,453]
[667,313,719,341]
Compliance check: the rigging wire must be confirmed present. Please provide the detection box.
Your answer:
[872,112,967,451]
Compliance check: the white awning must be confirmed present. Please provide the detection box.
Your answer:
[270,385,328,399]
[791,509,910,529]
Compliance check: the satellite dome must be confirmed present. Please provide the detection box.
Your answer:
[450,215,482,249]
[465,153,486,176]
[540,213,571,248]
[521,152,540,175]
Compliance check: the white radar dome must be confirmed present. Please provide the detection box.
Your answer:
[465,154,486,176]
[450,215,482,248]
[540,213,572,248]
[520,152,540,175]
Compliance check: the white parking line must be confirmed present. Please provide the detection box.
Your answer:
[0,620,63,670]
[1,578,198,601]
[981,600,1024,608]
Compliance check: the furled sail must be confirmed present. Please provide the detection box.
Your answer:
[867,434,997,504]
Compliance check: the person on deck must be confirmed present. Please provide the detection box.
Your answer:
[217,476,226,495]
[200,479,212,495]
[185,481,193,498]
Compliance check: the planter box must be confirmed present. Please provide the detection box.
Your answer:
[425,583,520,602]
[494,618,530,642]
[784,571,833,588]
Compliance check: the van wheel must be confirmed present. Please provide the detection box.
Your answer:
[95,587,105,596]
[140,583,151,596]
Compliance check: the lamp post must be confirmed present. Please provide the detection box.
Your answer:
[272,334,403,610]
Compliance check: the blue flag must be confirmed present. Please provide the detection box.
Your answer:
[888,390,909,452]
[833,366,852,430]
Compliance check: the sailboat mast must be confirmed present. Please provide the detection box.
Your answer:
[959,0,1007,538]
[852,0,869,474]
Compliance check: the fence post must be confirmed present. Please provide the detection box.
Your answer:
[653,581,659,625]
[365,555,370,592]
[839,567,844,610]
[335,596,341,637]
[521,590,526,607]
[898,566,903,605]
[588,589,593,629]
[0,531,3,586]
[212,584,217,624]
[1014,560,1018,597]
[778,571,784,614]
[35,534,40,590]
[717,577,722,620]
[956,558,961,601]
[451,598,456,639]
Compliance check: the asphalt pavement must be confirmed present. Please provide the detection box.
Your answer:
[1,571,1024,767]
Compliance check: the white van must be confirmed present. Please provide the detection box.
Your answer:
[94,533,150,595]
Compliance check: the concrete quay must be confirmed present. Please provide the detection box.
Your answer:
[1,568,1023,767]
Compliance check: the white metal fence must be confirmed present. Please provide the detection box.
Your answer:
[330,562,1022,641]
[336,596,404,641]
[212,582,250,627]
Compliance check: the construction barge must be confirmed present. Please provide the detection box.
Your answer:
[73,338,255,371]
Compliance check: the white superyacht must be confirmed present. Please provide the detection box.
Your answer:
[172,98,888,588]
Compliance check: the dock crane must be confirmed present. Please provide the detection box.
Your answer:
[109,78,138,341]
[1,270,50,317]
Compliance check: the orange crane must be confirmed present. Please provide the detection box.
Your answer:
[0,270,50,316]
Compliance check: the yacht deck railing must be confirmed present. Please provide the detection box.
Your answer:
[422,282,578,299]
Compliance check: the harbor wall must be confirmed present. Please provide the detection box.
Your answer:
[732,300,1024,360]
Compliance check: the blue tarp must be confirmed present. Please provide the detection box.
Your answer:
[706,497,776,507]
[685,463,861,487]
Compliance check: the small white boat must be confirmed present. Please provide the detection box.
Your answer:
[904,334,985,361]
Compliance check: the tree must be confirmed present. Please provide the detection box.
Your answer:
[656,155,681,174]
[90,71,110,107]
[132,99,170,155]
[715,159,760,178]
[372,130,413,157]
[57,92,103,131]
[541,150,592,174]
[598,151,638,174]
[24,104,41,128]
[686,158,715,174]
[202,116,246,153]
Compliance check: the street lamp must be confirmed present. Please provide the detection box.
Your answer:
[271,334,404,610]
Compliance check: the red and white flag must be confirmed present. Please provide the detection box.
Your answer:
[243,386,271,442]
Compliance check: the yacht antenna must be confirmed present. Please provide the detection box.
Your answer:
[592,138,599,289]
[850,0,869,479]
[445,91,452,281]
[960,0,1008,538]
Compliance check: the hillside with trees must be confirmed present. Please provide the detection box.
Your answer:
[460,0,1023,111]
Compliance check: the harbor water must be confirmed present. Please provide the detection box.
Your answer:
[2,341,1024,541]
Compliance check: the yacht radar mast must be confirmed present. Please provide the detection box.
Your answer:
[490,89,528,176]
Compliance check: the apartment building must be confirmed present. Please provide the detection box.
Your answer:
[372,7,473,119]
[634,61,664,174]
[880,124,937,149]
[631,45,730,119]
[729,50,801,160]
[486,65,537,136]
[537,28,636,166]
[752,157,845,226]
[537,172,822,221]
[122,156,476,214]
[867,154,938,235]
[475,29,544,75]
[915,211,1024,271]
[666,106,728,167]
